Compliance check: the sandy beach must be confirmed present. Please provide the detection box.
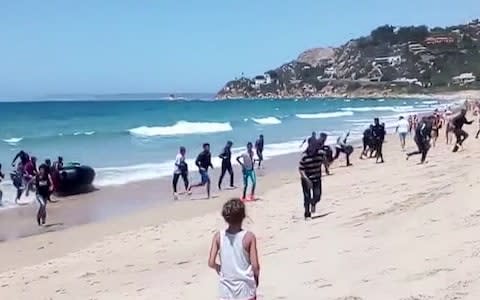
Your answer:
[1,114,480,299]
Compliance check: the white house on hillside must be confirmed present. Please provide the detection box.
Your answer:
[252,73,273,89]
[373,55,402,67]
[452,73,476,85]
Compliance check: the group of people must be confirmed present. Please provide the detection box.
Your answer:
[172,135,265,201]
[359,118,387,163]
[2,150,64,226]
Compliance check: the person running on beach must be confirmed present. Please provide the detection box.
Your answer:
[452,108,474,152]
[24,156,38,197]
[395,116,409,151]
[188,143,214,198]
[0,164,4,206]
[360,125,374,159]
[372,118,386,163]
[299,140,324,219]
[10,163,24,204]
[333,131,353,166]
[301,132,316,148]
[444,110,454,145]
[218,141,234,190]
[11,150,30,169]
[35,164,53,226]
[237,142,256,201]
[318,132,332,175]
[208,198,260,300]
[430,110,442,147]
[255,135,264,169]
[173,146,189,200]
[406,116,432,164]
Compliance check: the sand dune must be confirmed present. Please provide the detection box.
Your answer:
[1,121,480,299]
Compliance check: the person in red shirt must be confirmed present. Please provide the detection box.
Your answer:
[24,157,38,197]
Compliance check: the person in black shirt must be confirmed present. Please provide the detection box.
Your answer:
[301,132,316,148]
[35,164,53,226]
[372,118,386,163]
[406,116,432,164]
[0,164,4,206]
[188,143,214,198]
[44,159,54,202]
[452,108,473,152]
[218,141,234,190]
[318,132,332,175]
[255,135,264,169]
[11,150,30,169]
[298,142,324,219]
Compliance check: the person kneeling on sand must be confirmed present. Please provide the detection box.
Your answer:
[299,140,324,219]
[237,142,256,201]
[208,198,260,300]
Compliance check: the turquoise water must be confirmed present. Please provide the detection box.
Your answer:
[0,98,451,205]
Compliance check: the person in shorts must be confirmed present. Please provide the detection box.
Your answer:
[188,143,213,198]
[396,116,409,151]
[237,142,256,201]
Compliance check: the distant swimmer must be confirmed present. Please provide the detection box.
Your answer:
[360,125,374,159]
[395,116,409,151]
[255,135,264,169]
[35,164,53,226]
[301,132,316,148]
[406,116,432,164]
[236,142,256,201]
[372,118,386,163]
[333,131,353,167]
[188,143,214,199]
[173,146,189,200]
[452,108,473,152]
[218,141,234,190]
[0,164,4,206]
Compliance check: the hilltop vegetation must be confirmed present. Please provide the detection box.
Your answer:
[217,20,480,99]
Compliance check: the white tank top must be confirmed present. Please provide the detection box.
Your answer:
[219,230,256,300]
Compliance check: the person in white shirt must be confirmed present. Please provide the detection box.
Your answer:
[172,146,189,200]
[396,116,409,151]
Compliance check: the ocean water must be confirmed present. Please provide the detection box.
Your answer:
[0,98,455,208]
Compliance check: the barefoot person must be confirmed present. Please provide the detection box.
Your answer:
[218,141,234,190]
[372,118,386,163]
[395,116,409,151]
[35,164,53,226]
[188,143,213,198]
[236,142,256,201]
[452,108,474,152]
[208,198,260,300]
[318,132,332,175]
[298,140,323,219]
[172,146,189,200]
[333,131,353,167]
[406,116,432,164]
[0,164,4,206]
[254,135,264,169]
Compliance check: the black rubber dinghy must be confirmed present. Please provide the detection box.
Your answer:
[53,163,95,196]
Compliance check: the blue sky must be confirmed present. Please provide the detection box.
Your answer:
[0,1,478,97]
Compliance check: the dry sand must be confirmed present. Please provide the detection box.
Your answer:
[1,118,480,299]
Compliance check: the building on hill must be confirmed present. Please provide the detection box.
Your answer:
[425,35,457,46]
[452,73,476,85]
[252,74,273,89]
[373,55,402,67]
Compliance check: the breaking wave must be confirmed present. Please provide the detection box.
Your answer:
[128,121,233,137]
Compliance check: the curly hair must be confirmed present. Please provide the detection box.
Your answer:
[222,198,246,225]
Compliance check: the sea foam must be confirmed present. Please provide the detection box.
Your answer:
[128,121,233,137]
[251,117,282,125]
[295,111,353,119]
[2,137,23,144]
[341,106,415,113]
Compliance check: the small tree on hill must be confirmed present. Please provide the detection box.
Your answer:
[371,25,396,44]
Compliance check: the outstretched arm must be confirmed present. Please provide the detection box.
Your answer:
[208,232,221,274]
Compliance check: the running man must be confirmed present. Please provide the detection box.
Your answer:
[35,164,53,226]
[218,141,234,190]
[0,164,4,206]
[24,156,38,197]
[372,118,386,163]
[301,131,316,148]
[396,116,409,151]
[452,108,473,152]
[255,135,264,169]
[173,146,189,199]
[208,198,260,300]
[318,132,332,175]
[431,111,442,147]
[237,142,256,201]
[406,116,432,164]
[11,150,30,169]
[360,125,374,159]
[298,140,323,219]
[188,143,214,198]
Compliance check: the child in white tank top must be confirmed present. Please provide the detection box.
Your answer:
[208,198,260,300]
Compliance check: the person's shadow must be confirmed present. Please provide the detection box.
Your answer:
[312,211,334,219]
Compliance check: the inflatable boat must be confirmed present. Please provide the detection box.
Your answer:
[53,163,95,196]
